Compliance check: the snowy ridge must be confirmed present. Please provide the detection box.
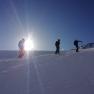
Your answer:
[0,49,94,94]
[0,48,93,61]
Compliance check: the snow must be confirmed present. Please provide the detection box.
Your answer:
[0,49,94,94]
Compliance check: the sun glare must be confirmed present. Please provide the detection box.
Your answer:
[24,38,34,51]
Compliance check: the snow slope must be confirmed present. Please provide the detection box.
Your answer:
[0,49,94,94]
[0,50,54,60]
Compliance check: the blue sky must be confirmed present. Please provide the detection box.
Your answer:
[0,0,94,50]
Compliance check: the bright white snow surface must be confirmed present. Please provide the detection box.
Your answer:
[0,49,94,94]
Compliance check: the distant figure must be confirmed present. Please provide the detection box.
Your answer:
[55,39,60,54]
[18,38,25,58]
[74,40,82,52]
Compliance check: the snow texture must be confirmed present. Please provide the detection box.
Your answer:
[0,48,94,94]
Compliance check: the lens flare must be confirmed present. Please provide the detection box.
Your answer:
[24,38,34,51]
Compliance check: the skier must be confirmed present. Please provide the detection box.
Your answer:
[74,40,82,52]
[55,39,60,54]
[18,38,25,58]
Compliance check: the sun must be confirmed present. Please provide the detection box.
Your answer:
[24,37,34,51]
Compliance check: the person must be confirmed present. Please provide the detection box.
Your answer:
[18,38,25,58]
[74,40,82,52]
[55,39,60,54]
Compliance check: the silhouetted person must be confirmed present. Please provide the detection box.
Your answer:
[74,40,82,52]
[55,39,60,54]
[18,38,25,58]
